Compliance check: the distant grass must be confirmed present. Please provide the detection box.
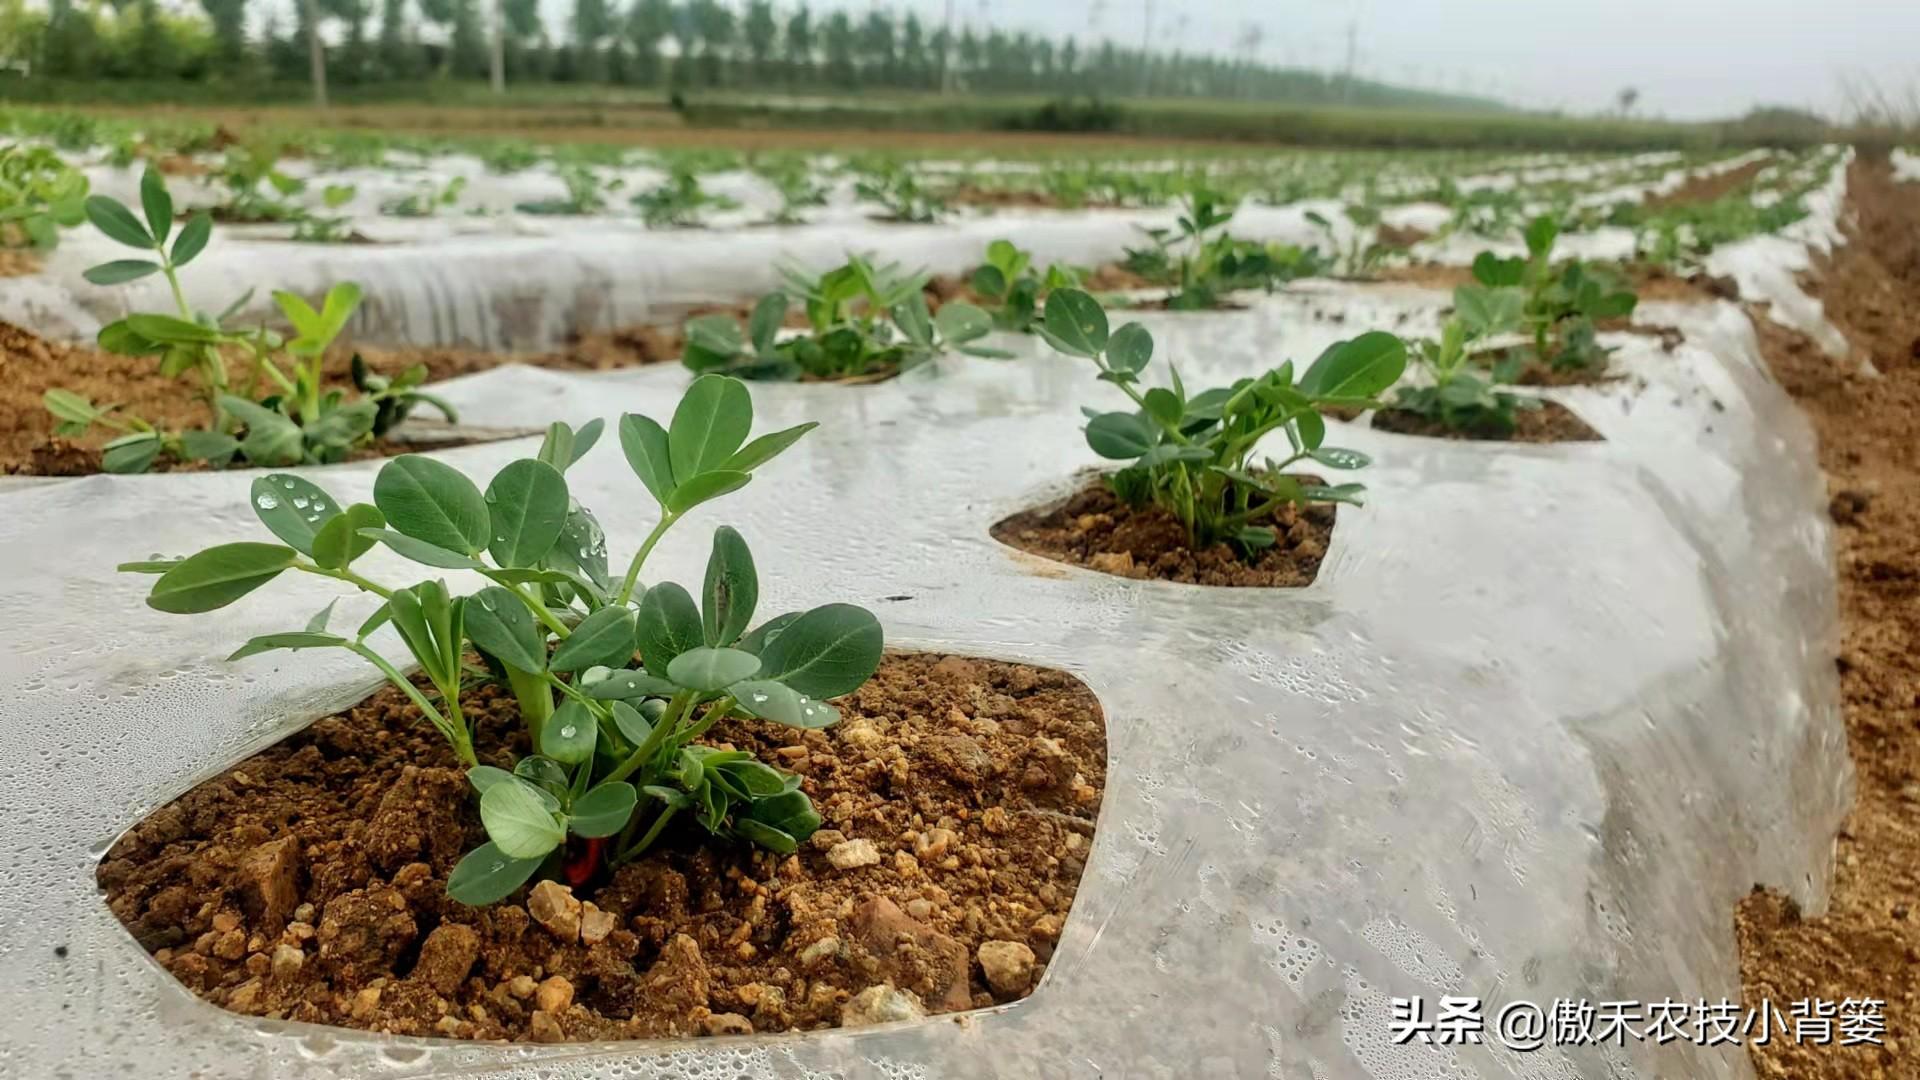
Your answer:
[0,78,1834,154]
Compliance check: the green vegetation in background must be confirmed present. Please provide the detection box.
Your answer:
[0,0,1499,114]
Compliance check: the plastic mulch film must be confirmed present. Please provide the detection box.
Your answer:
[0,278,1845,1079]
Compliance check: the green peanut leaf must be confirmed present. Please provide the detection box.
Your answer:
[85,194,152,248]
[539,699,597,764]
[1309,447,1372,470]
[702,525,757,646]
[138,168,173,245]
[484,458,569,568]
[171,212,212,268]
[617,411,675,505]
[82,259,160,285]
[101,431,161,473]
[719,421,815,474]
[1085,412,1155,459]
[568,781,638,838]
[753,603,883,699]
[666,469,750,515]
[612,700,655,743]
[668,373,753,479]
[548,605,637,672]
[1298,331,1408,401]
[226,630,347,662]
[1040,288,1109,357]
[733,678,839,729]
[636,581,704,674]
[1106,322,1153,375]
[146,542,297,614]
[358,528,488,570]
[310,503,384,569]
[747,787,822,842]
[220,397,302,467]
[446,841,543,906]
[251,474,341,556]
[479,777,566,859]
[933,300,991,345]
[667,646,762,692]
[464,586,547,673]
[373,455,491,555]
[587,669,678,701]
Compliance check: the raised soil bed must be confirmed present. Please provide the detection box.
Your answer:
[96,651,1107,1042]
[991,475,1336,587]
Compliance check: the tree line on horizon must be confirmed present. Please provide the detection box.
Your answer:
[0,0,1496,111]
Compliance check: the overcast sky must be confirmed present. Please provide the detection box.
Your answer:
[660,0,1920,120]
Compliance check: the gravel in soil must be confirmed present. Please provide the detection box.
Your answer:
[96,652,1106,1042]
[990,474,1335,587]
[1734,153,1920,1080]
[1370,400,1602,443]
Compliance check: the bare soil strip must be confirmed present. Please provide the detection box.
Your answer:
[1735,153,1920,1080]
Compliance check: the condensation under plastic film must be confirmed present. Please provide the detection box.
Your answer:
[0,252,1849,1080]
[1,147,1833,352]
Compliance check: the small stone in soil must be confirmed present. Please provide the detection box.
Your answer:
[527,880,583,943]
[699,1011,754,1036]
[841,984,926,1027]
[799,936,840,970]
[535,975,574,1014]
[827,839,882,869]
[977,940,1037,994]
[579,901,617,945]
[270,943,305,980]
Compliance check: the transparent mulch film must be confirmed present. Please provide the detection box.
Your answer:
[0,266,1847,1078]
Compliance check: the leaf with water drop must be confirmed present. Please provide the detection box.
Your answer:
[539,699,597,764]
[446,841,542,906]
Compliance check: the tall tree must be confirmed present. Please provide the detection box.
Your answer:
[626,0,669,85]
[782,4,813,85]
[689,0,733,87]
[198,0,247,66]
[376,0,421,79]
[821,11,853,87]
[742,0,775,82]
[856,9,892,85]
[570,0,609,81]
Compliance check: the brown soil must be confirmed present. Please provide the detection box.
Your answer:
[1643,158,1769,210]
[1371,399,1603,443]
[1373,261,1736,305]
[0,247,42,277]
[942,184,1114,211]
[990,474,1336,587]
[0,322,481,475]
[1374,223,1431,249]
[96,651,1107,1042]
[1735,154,1920,1080]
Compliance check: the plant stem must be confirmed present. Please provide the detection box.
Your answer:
[346,641,476,767]
[604,690,691,785]
[680,695,735,742]
[611,803,679,867]
[502,579,571,639]
[613,513,677,608]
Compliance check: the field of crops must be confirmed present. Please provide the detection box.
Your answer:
[1,102,1913,1080]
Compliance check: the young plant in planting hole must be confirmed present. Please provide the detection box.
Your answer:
[45,167,454,472]
[123,374,878,906]
[1392,284,1543,438]
[1304,203,1395,279]
[0,143,89,250]
[1038,288,1406,553]
[1470,214,1637,373]
[681,254,1004,381]
[632,166,740,228]
[1124,190,1329,309]
[852,161,947,224]
[969,238,1085,333]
